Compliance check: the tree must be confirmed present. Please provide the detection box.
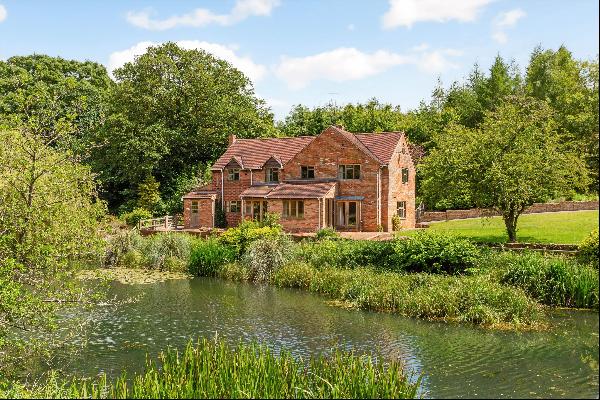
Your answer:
[0,55,113,155]
[90,42,275,212]
[420,95,588,242]
[0,129,106,371]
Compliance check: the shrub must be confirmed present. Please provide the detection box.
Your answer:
[189,238,237,276]
[315,227,340,240]
[578,229,599,269]
[215,203,227,228]
[243,235,294,282]
[260,212,282,228]
[218,262,250,281]
[272,262,315,289]
[501,252,599,309]
[392,214,402,231]
[296,240,397,270]
[219,220,283,257]
[120,208,152,227]
[139,233,194,271]
[103,229,144,267]
[393,232,480,274]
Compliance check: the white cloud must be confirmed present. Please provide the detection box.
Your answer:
[492,8,526,44]
[108,41,267,82]
[126,0,280,30]
[274,46,462,89]
[0,4,7,22]
[382,0,493,29]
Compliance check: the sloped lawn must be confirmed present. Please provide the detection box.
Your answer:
[413,210,598,244]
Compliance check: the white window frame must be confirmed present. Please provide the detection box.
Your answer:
[282,200,304,219]
[228,168,240,181]
[338,164,361,180]
[397,201,406,219]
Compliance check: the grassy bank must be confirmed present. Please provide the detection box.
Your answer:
[5,339,420,399]
[414,210,599,244]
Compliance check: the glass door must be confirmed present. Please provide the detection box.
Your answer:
[336,201,358,229]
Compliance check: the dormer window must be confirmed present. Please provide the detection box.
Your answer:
[301,166,315,179]
[266,168,279,183]
[338,164,361,180]
[228,168,240,181]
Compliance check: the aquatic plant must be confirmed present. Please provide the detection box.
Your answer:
[242,235,294,282]
[188,238,236,276]
[24,339,420,399]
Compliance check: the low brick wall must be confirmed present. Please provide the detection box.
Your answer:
[418,200,599,223]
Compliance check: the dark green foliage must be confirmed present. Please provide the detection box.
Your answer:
[120,208,152,227]
[214,204,227,229]
[578,229,599,269]
[500,252,599,309]
[393,232,480,274]
[30,339,420,399]
[188,239,236,276]
[296,240,397,270]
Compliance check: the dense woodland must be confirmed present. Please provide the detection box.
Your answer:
[0,43,597,217]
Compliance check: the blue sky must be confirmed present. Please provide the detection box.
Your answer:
[0,0,598,120]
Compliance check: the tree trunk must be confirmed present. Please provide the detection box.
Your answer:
[503,209,519,243]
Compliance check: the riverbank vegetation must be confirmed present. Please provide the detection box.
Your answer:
[3,339,420,399]
[102,221,598,329]
[411,210,599,244]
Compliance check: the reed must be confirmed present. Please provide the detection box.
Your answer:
[29,339,420,399]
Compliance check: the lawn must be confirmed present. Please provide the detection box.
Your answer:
[411,210,599,244]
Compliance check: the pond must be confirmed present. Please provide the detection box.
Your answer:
[54,278,598,398]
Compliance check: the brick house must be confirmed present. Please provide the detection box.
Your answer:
[183,125,417,232]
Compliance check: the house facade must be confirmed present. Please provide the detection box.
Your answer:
[183,125,417,232]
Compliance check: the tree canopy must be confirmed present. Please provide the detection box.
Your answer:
[420,95,589,241]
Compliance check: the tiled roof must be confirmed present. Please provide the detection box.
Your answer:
[240,185,276,198]
[266,181,336,199]
[212,136,315,170]
[330,126,382,164]
[354,131,405,165]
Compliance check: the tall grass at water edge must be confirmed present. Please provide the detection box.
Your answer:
[18,339,420,399]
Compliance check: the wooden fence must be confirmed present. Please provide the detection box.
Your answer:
[138,215,183,231]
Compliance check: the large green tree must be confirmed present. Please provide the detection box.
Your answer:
[420,95,588,242]
[0,55,113,154]
[90,42,275,212]
[0,128,106,372]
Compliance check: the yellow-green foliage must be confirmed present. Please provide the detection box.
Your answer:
[218,220,283,256]
[578,228,599,269]
[23,339,420,399]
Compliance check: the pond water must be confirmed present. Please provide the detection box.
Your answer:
[55,278,598,398]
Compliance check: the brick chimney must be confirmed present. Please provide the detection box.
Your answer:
[228,134,237,145]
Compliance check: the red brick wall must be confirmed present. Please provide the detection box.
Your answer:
[183,198,215,229]
[386,136,416,230]
[213,169,257,227]
[268,199,322,232]
[283,127,380,231]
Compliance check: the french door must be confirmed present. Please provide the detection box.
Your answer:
[336,201,358,229]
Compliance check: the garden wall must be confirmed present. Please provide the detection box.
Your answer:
[418,200,599,223]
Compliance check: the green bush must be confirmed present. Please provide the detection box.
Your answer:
[393,232,480,274]
[296,240,397,270]
[219,220,283,257]
[218,262,250,281]
[315,227,340,240]
[139,233,194,271]
[189,238,236,276]
[501,252,599,309]
[120,208,152,227]
[243,235,294,282]
[103,229,144,267]
[272,262,315,289]
[577,229,599,269]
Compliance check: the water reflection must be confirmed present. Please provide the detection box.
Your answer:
[52,278,598,398]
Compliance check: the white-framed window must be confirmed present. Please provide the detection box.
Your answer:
[228,200,241,213]
[266,168,279,182]
[228,168,240,181]
[397,201,406,219]
[401,168,409,184]
[282,200,304,219]
[301,166,315,179]
[338,164,361,179]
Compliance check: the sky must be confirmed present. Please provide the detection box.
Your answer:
[0,0,598,120]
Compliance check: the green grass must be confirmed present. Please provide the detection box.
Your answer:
[12,339,420,399]
[412,210,599,244]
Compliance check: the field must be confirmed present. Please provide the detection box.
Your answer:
[414,210,599,244]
